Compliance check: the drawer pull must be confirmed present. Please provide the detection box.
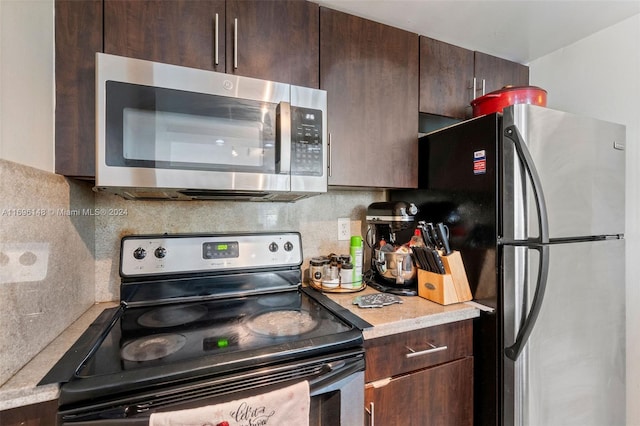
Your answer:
[366,377,391,389]
[365,401,375,426]
[405,342,448,358]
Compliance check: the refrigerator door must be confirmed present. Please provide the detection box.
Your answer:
[502,104,625,241]
[503,239,625,426]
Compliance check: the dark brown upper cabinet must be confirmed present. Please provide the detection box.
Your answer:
[104,0,227,72]
[54,0,102,178]
[473,51,530,96]
[419,37,529,120]
[104,0,319,87]
[419,36,475,120]
[320,8,419,189]
[226,0,319,88]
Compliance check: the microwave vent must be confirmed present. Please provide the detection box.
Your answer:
[94,187,315,202]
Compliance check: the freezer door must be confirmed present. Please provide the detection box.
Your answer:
[503,239,625,426]
[502,104,625,240]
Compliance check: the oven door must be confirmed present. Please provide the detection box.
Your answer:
[58,350,365,426]
[96,53,293,193]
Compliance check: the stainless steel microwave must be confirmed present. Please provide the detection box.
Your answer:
[94,53,327,201]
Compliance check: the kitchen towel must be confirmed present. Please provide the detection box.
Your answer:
[148,381,310,426]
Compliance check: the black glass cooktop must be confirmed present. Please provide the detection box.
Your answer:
[77,290,354,378]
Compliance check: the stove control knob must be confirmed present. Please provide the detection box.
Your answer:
[269,242,278,252]
[133,247,146,260]
[284,241,294,252]
[154,247,167,259]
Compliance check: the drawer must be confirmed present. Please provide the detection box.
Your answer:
[365,319,473,382]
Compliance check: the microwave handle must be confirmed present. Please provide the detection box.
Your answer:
[276,102,292,174]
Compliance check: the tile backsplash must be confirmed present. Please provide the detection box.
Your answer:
[1,158,385,385]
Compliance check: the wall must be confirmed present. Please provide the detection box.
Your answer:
[529,14,640,425]
[0,0,54,172]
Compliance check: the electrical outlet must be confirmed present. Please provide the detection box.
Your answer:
[337,218,350,241]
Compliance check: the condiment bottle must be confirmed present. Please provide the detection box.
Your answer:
[409,229,425,247]
[350,236,363,286]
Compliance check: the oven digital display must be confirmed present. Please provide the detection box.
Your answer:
[202,241,239,259]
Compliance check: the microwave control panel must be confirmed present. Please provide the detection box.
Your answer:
[291,107,323,176]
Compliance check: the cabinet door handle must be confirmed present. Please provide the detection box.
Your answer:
[365,401,375,426]
[405,343,448,358]
[233,18,238,69]
[471,77,487,97]
[214,13,219,66]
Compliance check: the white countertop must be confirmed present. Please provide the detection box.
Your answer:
[316,286,480,340]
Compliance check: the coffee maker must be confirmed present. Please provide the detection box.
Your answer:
[365,201,419,296]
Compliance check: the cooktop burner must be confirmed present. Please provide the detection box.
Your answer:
[137,304,208,328]
[121,333,187,362]
[246,309,317,337]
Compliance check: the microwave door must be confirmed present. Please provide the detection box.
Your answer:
[98,82,291,193]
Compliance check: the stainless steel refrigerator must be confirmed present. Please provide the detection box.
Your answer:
[393,104,626,425]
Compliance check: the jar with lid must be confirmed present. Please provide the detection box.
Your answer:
[340,262,354,287]
[310,257,328,285]
[322,257,340,288]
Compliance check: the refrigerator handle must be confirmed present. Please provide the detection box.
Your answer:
[505,244,549,361]
[503,125,549,244]
[503,124,551,361]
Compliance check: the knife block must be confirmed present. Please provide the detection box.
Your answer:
[417,250,472,305]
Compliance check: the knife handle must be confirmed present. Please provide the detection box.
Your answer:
[418,223,433,248]
[436,223,452,256]
[426,223,438,247]
[431,249,446,274]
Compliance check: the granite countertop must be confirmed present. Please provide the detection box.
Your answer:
[316,286,480,340]
[0,302,118,412]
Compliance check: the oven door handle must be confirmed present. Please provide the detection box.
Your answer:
[309,356,365,396]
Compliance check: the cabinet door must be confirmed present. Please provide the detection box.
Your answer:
[365,357,474,426]
[104,0,226,72]
[364,357,473,426]
[474,51,529,96]
[419,36,474,119]
[226,0,319,88]
[320,8,419,189]
[54,0,102,177]
[0,399,58,426]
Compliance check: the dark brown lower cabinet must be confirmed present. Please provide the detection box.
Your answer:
[364,320,474,425]
[0,399,57,426]
[365,357,473,426]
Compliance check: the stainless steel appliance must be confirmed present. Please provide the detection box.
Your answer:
[393,104,626,425]
[40,232,366,425]
[95,53,327,201]
[364,201,419,296]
